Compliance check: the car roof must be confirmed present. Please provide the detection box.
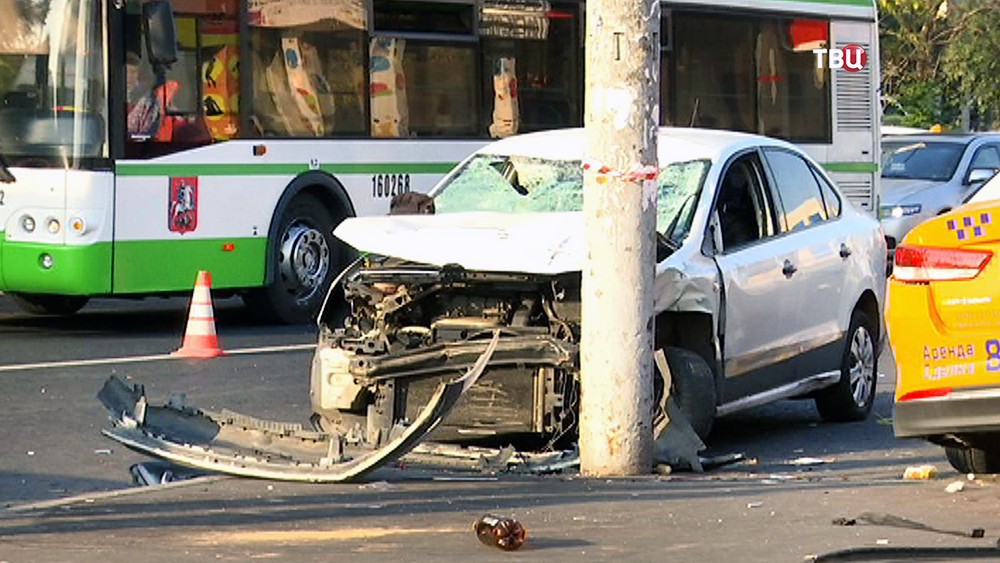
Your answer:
[473,127,795,163]
[883,133,1000,145]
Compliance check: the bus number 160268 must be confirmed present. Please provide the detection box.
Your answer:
[372,174,411,198]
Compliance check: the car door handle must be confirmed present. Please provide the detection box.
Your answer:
[782,259,797,278]
[839,243,852,259]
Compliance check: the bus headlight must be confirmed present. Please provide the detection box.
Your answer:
[69,217,87,235]
[40,253,54,269]
[47,218,61,234]
[21,215,36,233]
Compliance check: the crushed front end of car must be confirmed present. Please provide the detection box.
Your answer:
[311,255,582,447]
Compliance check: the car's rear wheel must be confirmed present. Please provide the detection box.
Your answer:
[9,293,89,315]
[654,347,716,441]
[945,445,1000,474]
[815,310,877,422]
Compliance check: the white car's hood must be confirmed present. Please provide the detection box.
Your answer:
[334,212,584,275]
[880,177,947,205]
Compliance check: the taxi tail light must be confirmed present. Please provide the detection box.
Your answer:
[898,387,952,402]
[893,245,992,282]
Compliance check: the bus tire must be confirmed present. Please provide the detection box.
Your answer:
[9,293,89,316]
[244,194,341,324]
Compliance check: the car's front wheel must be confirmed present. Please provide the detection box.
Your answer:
[654,347,716,441]
[815,310,877,422]
[945,445,1000,474]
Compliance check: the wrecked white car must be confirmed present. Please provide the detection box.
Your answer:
[312,127,887,446]
[98,128,886,481]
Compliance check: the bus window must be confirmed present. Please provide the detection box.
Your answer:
[481,1,583,136]
[756,19,830,142]
[124,5,215,151]
[391,41,478,137]
[371,0,479,138]
[201,20,240,140]
[673,14,755,131]
[667,12,831,144]
[248,0,367,137]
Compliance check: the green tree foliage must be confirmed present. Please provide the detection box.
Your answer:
[943,2,1000,126]
[879,0,1000,129]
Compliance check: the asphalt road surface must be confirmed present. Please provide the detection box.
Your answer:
[1,295,997,562]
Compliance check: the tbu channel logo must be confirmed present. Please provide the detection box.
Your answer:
[812,45,867,72]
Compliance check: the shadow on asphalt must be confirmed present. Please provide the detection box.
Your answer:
[0,471,133,507]
[0,473,928,538]
[0,298,254,333]
[708,391,936,474]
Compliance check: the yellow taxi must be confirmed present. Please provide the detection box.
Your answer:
[888,200,1000,474]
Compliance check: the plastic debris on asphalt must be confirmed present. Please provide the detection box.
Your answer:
[358,480,395,490]
[945,481,965,493]
[130,461,206,486]
[788,457,833,466]
[474,514,526,551]
[902,464,938,479]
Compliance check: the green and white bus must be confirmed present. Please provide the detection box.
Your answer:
[0,0,879,322]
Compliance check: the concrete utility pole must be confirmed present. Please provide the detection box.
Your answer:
[579,0,659,475]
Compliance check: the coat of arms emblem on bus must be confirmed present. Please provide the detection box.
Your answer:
[169,177,198,234]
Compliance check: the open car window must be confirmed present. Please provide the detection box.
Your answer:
[714,151,777,252]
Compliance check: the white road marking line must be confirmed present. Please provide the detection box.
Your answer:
[0,343,316,373]
[0,475,231,515]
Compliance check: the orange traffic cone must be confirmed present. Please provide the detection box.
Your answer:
[173,270,225,358]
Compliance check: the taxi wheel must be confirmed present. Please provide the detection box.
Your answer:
[945,446,1000,474]
[815,310,877,422]
[654,347,716,441]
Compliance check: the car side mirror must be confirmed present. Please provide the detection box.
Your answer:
[143,1,178,67]
[966,168,996,186]
[702,210,722,256]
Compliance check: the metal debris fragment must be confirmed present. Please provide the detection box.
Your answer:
[130,461,205,486]
[833,512,985,539]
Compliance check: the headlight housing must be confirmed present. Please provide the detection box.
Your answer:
[879,204,922,219]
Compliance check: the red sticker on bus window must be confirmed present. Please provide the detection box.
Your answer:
[169,177,198,234]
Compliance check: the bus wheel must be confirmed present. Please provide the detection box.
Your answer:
[245,194,341,324]
[9,293,89,315]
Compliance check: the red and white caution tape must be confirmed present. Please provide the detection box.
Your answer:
[583,161,658,183]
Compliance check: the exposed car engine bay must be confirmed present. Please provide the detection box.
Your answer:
[311,256,583,447]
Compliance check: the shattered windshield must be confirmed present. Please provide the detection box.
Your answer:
[433,154,711,232]
[881,141,964,181]
[0,0,108,166]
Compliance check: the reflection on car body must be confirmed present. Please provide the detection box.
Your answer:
[888,199,1000,474]
[311,127,888,447]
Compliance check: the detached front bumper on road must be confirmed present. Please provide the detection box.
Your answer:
[96,332,500,483]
